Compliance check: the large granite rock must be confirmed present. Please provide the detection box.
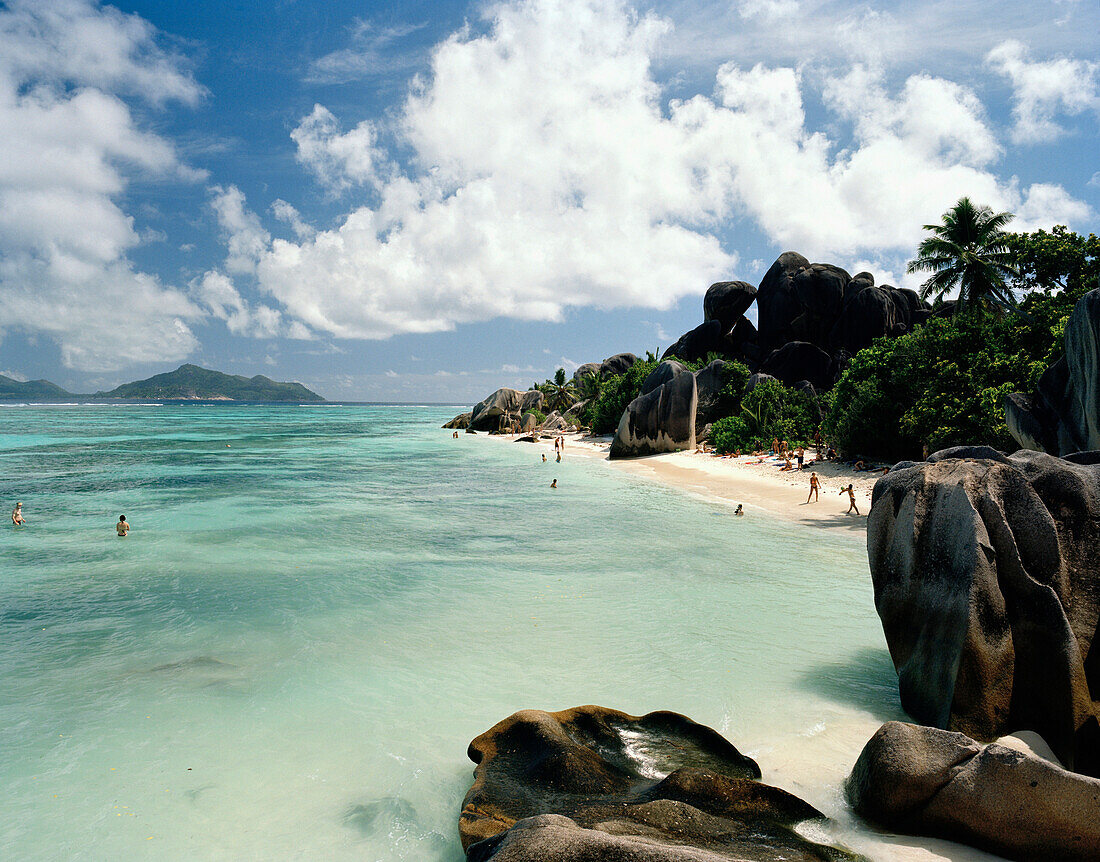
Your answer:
[867,449,1100,774]
[828,285,910,356]
[703,281,757,331]
[460,705,863,861]
[470,388,527,432]
[694,359,731,436]
[443,412,472,429]
[641,359,692,396]
[520,389,544,414]
[609,372,697,459]
[572,353,640,386]
[847,721,1100,862]
[662,319,727,365]
[760,341,835,390]
[1007,288,1100,455]
[756,251,811,352]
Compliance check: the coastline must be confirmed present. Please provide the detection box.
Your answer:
[497,431,879,538]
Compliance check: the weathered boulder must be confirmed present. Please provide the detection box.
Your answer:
[520,389,544,414]
[703,281,757,331]
[828,285,909,356]
[609,372,697,459]
[470,388,526,431]
[867,449,1100,774]
[756,251,811,351]
[1007,288,1100,455]
[641,359,692,396]
[662,319,727,364]
[443,412,472,429]
[745,372,777,393]
[519,412,539,433]
[601,353,639,378]
[541,411,568,432]
[847,721,1100,862]
[461,705,863,861]
[693,359,729,435]
[760,342,835,390]
[572,362,601,384]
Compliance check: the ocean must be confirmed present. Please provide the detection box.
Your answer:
[1,404,930,860]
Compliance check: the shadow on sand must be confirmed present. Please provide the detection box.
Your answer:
[794,509,870,534]
[797,646,906,722]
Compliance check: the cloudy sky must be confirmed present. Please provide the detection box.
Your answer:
[0,0,1097,400]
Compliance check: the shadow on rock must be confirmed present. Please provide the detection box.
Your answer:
[796,647,904,721]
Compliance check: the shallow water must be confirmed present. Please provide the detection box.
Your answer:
[0,404,946,860]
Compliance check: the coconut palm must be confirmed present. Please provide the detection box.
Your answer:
[906,197,1018,315]
[540,367,577,412]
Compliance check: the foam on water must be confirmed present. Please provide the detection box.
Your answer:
[0,404,949,860]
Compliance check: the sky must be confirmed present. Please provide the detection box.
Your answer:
[0,0,1097,401]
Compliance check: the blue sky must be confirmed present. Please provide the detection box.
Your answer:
[0,0,1097,401]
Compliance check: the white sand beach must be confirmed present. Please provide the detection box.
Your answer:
[515,431,880,536]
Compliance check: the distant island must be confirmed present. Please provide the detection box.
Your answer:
[0,364,325,402]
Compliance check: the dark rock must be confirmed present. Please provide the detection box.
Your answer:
[519,412,539,433]
[609,372,697,459]
[572,362,601,384]
[703,281,757,331]
[829,286,908,356]
[725,316,757,353]
[443,412,472,429]
[756,251,810,352]
[930,299,957,318]
[745,372,777,393]
[1008,289,1100,456]
[847,721,1100,862]
[663,320,727,364]
[465,428,477,434]
[601,353,639,378]
[461,705,863,861]
[694,360,730,436]
[760,342,835,390]
[867,450,1100,774]
[470,388,527,432]
[642,359,692,396]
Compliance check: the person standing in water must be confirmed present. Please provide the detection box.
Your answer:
[840,484,859,515]
[116,515,130,537]
[12,502,25,525]
[550,479,558,489]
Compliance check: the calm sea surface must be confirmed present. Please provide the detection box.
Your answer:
[1,404,920,860]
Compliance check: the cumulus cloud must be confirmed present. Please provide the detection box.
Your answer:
[270,199,315,239]
[290,105,385,193]
[0,0,203,370]
[987,39,1100,144]
[246,0,1087,343]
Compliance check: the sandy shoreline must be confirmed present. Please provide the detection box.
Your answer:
[499,431,880,539]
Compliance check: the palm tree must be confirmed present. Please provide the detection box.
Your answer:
[540,367,577,412]
[907,197,1018,315]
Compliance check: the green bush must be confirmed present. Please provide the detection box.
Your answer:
[711,377,818,454]
[586,357,660,434]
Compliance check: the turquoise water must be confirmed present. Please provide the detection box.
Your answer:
[1,404,911,860]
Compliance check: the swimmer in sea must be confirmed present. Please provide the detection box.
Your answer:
[12,502,25,525]
[734,504,744,516]
[542,453,547,462]
[116,515,130,537]
[550,479,558,489]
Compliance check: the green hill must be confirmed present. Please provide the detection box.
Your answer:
[0,375,75,400]
[96,365,325,401]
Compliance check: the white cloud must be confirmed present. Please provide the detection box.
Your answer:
[270,199,315,239]
[986,39,1100,143]
[290,105,385,193]
[191,270,281,338]
[208,185,270,274]
[305,19,426,85]
[0,0,203,370]
[1089,172,1100,188]
[736,0,798,22]
[1,369,28,381]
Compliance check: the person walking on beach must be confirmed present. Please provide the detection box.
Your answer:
[840,485,859,515]
[116,515,130,537]
[807,472,820,502]
[12,502,25,525]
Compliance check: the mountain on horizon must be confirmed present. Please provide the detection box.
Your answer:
[97,364,325,401]
[0,365,325,402]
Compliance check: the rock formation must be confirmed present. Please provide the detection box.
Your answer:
[608,370,697,458]
[847,721,1100,862]
[573,353,640,385]
[1007,287,1100,455]
[867,448,1100,775]
[443,412,472,429]
[460,705,863,861]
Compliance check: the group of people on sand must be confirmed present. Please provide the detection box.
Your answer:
[11,502,130,535]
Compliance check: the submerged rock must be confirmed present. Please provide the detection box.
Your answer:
[867,449,1100,774]
[848,721,1100,862]
[461,705,863,861]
